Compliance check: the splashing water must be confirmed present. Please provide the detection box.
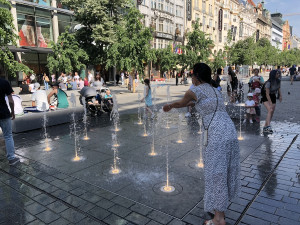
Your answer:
[110,133,121,174]
[149,117,157,156]
[41,103,51,151]
[158,109,175,193]
[81,98,90,140]
[70,93,77,107]
[137,93,143,125]
[110,95,120,132]
[70,112,82,161]
[176,113,184,143]
[196,117,204,168]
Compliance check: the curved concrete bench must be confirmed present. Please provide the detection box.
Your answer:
[12,107,84,133]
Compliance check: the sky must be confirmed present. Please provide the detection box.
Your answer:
[253,0,300,37]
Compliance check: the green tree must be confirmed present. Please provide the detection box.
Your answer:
[106,7,155,76]
[211,50,226,72]
[154,45,177,77]
[47,30,89,74]
[229,36,256,66]
[61,0,129,65]
[178,19,214,69]
[255,38,278,66]
[0,0,31,77]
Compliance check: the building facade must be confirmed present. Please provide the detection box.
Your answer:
[238,0,256,41]
[138,0,185,50]
[1,0,74,84]
[255,1,272,41]
[270,13,283,50]
[291,35,300,49]
[282,20,291,50]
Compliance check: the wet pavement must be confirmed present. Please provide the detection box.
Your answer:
[1,81,300,225]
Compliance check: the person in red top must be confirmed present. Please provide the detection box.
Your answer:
[19,16,47,47]
[84,77,89,87]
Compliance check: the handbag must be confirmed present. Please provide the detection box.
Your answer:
[202,87,219,146]
[45,76,50,82]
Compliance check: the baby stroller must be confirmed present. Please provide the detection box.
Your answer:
[97,87,113,113]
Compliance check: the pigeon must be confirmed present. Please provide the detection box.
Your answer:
[288,92,290,95]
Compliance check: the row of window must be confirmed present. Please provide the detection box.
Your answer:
[150,0,183,17]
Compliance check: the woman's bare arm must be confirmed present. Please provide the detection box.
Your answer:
[163,90,196,112]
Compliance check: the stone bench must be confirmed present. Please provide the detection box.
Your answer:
[12,107,84,133]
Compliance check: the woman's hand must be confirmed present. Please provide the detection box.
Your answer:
[187,101,195,107]
[163,104,172,112]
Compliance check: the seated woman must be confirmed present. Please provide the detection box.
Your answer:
[47,83,69,110]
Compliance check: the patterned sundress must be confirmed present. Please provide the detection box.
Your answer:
[190,83,241,212]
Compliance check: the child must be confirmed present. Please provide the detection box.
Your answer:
[141,79,154,119]
[253,88,261,122]
[104,89,113,110]
[244,93,256,124]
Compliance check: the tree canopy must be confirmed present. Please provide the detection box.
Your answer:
[177,19,214,69]
[47,29,89,74]
[154,45,177,73]
[105,7,155,75]
[61,0,129,65]
[0,0,31,77]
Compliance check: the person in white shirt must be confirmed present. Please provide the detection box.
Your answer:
[121,72,124,85]
[24,83,49,112]
[28,81,36,93]
[243,93,256,124]
[74,72,80,83]
[88,71,94,84]
[5,94,24,116]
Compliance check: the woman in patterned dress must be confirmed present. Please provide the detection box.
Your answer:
[163,63,240,225]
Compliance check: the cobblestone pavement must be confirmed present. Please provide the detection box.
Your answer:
[1,79,300,225]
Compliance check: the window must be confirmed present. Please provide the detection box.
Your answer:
[209,19,212,27]
[158,0,164,10]
[153,38,157,49]
[224,12,227,18]
[151,0,157,8]
[195,13,200,20]
[159,20,163,32]
[224,23,227,31]
[195,0,199,9]
[202,0,206,13]
[233,16,236,22]
[176,6,182,17]
[170,3,173,14]
[17,9,53,48]
[58,13,72,35]
[209,4,212,15]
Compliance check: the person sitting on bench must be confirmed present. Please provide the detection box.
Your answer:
[24,83,49,112]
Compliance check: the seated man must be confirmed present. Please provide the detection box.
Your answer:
[24,83,49,112]
[47,83,69,110]
[5,94,24,117]
[70,78,78,90]
[19,81,31,95]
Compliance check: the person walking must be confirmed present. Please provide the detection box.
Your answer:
[289,65,296,85]
[175,71,178,86]
[42,73,50,90]
[163,63,240,225]
[261,70,282,134]
[0,78,20,165]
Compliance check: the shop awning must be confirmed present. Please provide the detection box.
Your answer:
[4,46,53,54]
[21,46,53,54]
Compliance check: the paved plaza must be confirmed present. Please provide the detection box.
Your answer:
[1,79,300,225]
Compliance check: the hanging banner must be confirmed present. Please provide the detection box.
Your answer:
[187,0,192,21]
[218,9,223,31]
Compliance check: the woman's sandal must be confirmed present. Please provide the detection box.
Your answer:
[203,220,215,225]
[203,219,226,225]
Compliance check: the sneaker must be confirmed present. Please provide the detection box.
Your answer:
[9,157,20,166]
[263,126,273,134]
[185,112,191,118]
[250,119,253,124]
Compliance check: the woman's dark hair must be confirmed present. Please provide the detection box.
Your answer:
[193,63,212,83]
[216,68,222,75]
[144,79,151,89]
[268,70,281,87]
